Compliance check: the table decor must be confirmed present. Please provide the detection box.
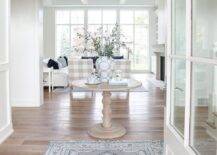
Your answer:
[73,24,132,82]
[86,70,101,85]
[109,78,128,86]
[95,56,114,82]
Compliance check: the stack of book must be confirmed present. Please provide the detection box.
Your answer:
[109,78,128,86]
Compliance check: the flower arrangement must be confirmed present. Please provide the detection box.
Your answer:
[73,24,132,57]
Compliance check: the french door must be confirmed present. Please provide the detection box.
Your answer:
[55,8,151,72]
[0,0,13,143]
[166,0,217,154]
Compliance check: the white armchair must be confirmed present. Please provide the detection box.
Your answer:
[113,59,131,78]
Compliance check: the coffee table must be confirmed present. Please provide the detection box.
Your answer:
[71,79,142,139]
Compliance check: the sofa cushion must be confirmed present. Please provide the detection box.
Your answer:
[47,59,59,69]
[112,56,124,59]
[81,56,99,68]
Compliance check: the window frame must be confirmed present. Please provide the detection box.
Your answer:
[55,7,152,72]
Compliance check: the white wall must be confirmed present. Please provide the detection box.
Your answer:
[43,7,55,58]
[155,0,167,44]
[0,0,13,144]
[10,0,44,107]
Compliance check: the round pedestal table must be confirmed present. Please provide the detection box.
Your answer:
[71,79,142,139]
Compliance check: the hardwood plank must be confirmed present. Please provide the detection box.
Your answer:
[0,74,165,155]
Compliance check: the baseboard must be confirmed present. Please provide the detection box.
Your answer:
[11,99,41,107]
[0,123,13,144]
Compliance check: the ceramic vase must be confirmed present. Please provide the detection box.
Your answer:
[96,56,114,82]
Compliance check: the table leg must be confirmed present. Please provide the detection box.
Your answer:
[102,91,112,128]
[88,91,126,139]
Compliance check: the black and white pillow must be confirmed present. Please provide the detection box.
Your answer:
[57,56,68,68]
[47,59,59,69]
[44,56,68,69]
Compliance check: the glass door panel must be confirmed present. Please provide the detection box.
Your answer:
[170,0,186,137]
[168,0,217,153]
[120,10,134,24]
[103,25,116,35]
[190,63,217,154]
[120,10,149,71]
[192,0,217,59]
[71,25,84,51]
[56,10,70,24]
[172,0,186,56]
[134,25,149,70]
[135,11,149,25]
[102,10,117,24]
[120,25,133,43]
[55,9,150,71]
[70,10,84,24]
[120,25,134,65]
[170,59,186,136]
[88,10,102,24]
[56,26,70,57]
[88,25,102,33]
[134,45,149,70]
[191,0,217,153]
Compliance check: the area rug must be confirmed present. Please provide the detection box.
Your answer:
[147,78,165,90]
[45,140,164,155]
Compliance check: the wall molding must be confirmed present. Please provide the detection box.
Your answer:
[0,123,13,144]
[11,99,41,107]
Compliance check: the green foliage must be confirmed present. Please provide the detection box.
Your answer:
[74,24,131,57]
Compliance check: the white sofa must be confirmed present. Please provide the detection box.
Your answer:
[52,67,69,87]
[43,57,131,90]
[43,66,69,89]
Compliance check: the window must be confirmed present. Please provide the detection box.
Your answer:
[120,10,149,71]
[56,10,85,57]
[87,9,117,34]
[56,9,150,71]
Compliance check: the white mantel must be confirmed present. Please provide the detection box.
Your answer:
[153,44,165,54]
[153,44,165,80]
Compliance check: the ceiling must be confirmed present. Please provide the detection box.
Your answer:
[44,0,155,6]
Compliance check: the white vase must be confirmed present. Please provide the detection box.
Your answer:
[96,56,114,82]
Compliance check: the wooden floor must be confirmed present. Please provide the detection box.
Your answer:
[0,74,165,155]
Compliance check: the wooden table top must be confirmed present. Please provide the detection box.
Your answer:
[71,79,142,92]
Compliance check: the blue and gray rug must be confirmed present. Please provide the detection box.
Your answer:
[45,140,164,155]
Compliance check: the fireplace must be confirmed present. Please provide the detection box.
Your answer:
[160,56,165,81]
[153,44,165,81]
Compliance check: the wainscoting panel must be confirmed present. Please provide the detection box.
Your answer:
[0,70,9,128]
[0,0,13,144]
